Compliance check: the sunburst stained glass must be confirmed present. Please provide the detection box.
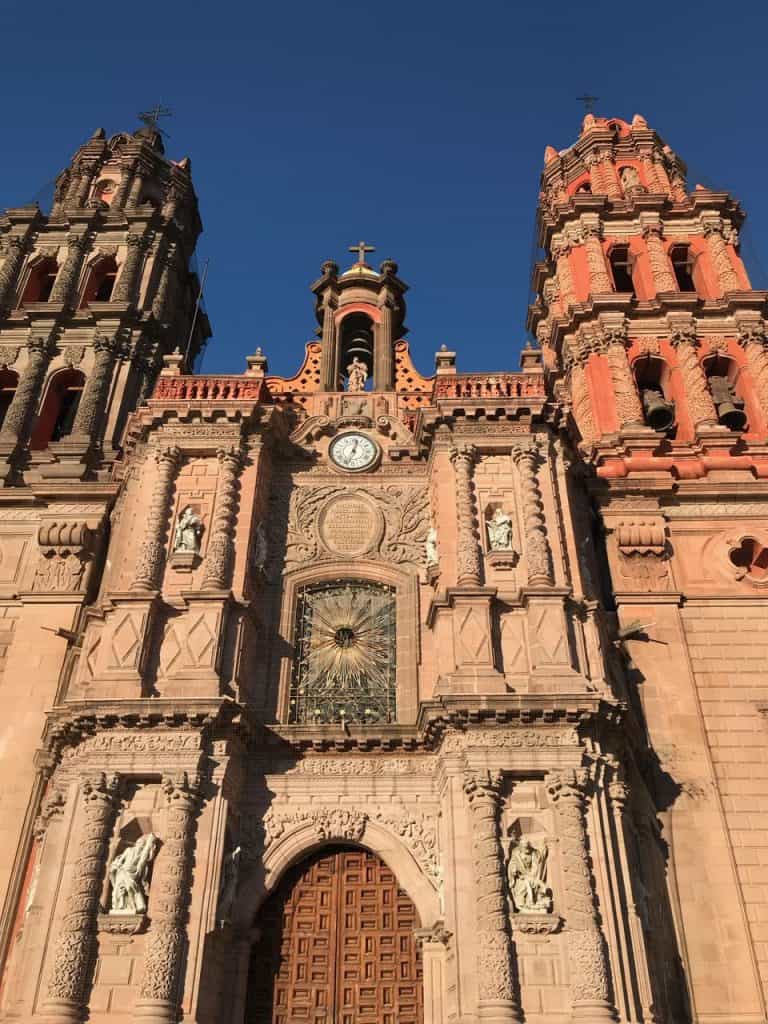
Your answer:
[289,580,396,725]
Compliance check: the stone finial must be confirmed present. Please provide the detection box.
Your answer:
[435,344,456,375]
[246,347,268,376]
[544,145,558,165]
[519,344,543,371]
[160,350,185,376]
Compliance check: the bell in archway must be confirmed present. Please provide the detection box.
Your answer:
[641,387,675,432]
[709,376,747,431]
[346,330,374,364]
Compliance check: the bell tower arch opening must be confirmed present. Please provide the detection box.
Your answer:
[339,311,375,391]
[245,845,424,1024]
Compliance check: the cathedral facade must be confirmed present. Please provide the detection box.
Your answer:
[0,113,765,1023]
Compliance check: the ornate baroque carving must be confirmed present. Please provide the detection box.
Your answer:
[131,447,180,591]
[669,324,718,427]
[738,322,768,417]
[601,326,644,427]
[512,443,554,585]
[450,445,482,585]
[202,448,242,589]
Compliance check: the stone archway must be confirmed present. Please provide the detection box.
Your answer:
[245,845,424,1024]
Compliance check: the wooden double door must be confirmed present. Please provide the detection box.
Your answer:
[247,847,423,1024]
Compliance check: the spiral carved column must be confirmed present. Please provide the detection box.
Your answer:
[71,335,120,442]
[135,773,199,1023]
[43,774,118,1023]
[0,236,27,309]
[151,243,178,324]
[547,769,617,1022]
[131,446,180,591]
[702,220,741,293]
[642,225,677,293]
[202,448,242,590]
[582,224,613,293]
[74,160,97,208]
[450,444,482,586]
[600,327,644,428]
[113,232,150,304]
[463,770,522,1023]
[553,242,577,308]
[512,442,553,585]
[738,323,768,420]
[49,234,88,306]
[669,326,718,428]
[569,353,598,446]
[0,337,53,445]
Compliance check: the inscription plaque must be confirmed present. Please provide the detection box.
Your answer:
[318,493,383,557]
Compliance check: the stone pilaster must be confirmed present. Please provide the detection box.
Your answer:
[202,448,243,590]
[74,160,97,208]
[70,335,120,442]
[131,446,180,591]
[151,243,178,323]
[135,773,199,1023]
[49,233,89,306]
[112,160,136,210]
[582,223,612,293]
[568,350,598,446]
[512,442,553,585]
[376,293,394,390]
[0,236,27,309]
[553,241,577,308]
[463,769,522,1024]
[127,170,146,207]
[112,232,150,304]
[0,337,54,445]
[600,326,644,429]
[450,444,482,586]
[641,224,677,293]
[669,323,718,428]
[547,769,617,1021]
[702,219,741,293]
[737,322,768,420]
[43,774,118,1024]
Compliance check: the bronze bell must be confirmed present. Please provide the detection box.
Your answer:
[641,387,675,432]
[346,330,374,363]
[709,375,747,431]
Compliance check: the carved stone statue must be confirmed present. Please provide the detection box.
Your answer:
[425,526,438,567]
[252,521,268,572]
[108,833,158,915]
[486,508,514,551]
[346,356,368,393]
[217,845,242,926]
[172,506,203,554]
[507,838,551,913]
[620,165,645,195]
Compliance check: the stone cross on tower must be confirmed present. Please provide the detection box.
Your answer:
[348,240,375,265]
[138,103,172,136]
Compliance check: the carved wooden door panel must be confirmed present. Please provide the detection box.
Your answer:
[247,847,423,1024]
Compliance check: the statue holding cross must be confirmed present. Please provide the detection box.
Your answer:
[348,240,376,265]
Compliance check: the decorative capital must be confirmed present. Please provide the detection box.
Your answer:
[463,768,503,807]
[511,441,540,466]
[161,771,200,806]
[737,321,766,349]
[126,231,152,251]
[641,222,664,240]
[701,218,724,238]
[66,232,89,252]
[156,445,181,467]
[600,323,628,348]
[449,443,477,468]
[80,771,119,806]
[27,336,55,359]
[669,323,698,349]
[216,446,243,471]
[546,767,589,807]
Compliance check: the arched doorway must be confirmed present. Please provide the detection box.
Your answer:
[246,846,424,1024]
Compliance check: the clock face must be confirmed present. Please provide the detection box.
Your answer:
[329,432,380,472]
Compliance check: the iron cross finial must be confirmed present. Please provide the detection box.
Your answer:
[576,94,599,115]
[138,103,173,136]
[348,240,376,264]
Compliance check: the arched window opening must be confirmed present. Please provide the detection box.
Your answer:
[730,537,768,581]
[30,369,85,450]
[339,313,374,390]
[634,356,675,434]
[81,256,118,306]
[669,245,696,292]
[576,181,592,194]
[705,355,747,431]
[20,257,59,304]
[289,579,396,724]
[91,178,118,207]
[0,370,18,431]
[609,245,636,295]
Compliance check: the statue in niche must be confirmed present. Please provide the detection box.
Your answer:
[173,505,203,554]
[425,526,439,567]
[217,845,242,926]
[108,833,159,915]
[346,356,368,393]
[507,838,552,914]
[486,508,514,551]
[252,521,268,572]
[620,165,646,195]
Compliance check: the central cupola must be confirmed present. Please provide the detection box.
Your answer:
[311,241,408,391]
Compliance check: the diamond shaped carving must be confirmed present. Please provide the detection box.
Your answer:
[528,605,567,666]
[501,615,528,674]
[187,612,217,668]
[456,606,488,662]
[160,622,182,674]
[110,613,142,668]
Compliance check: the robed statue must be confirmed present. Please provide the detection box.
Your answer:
[173,506,203,554]
[346,356,368,393]
[108,833,159,915]
[507,838,551,913]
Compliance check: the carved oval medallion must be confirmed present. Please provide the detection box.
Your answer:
[318,492,384,557]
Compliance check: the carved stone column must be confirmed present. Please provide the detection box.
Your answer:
[74,159,98,208]
[0,236,27,309]
[131,446,180,591]
[49,233,89,306]
[553,242,577,308]
[70,335,120,443]
[568,350,598,446]
[600,326,644,428]
[702,219,741,293]
[547,769,616,1021]
[0,337,53,445]
[135,773,199,1023]
[450,444,482,586]
[375,292,395,390]
[318,266,339,391]
[127,169,146,207]
[151,243,179,324]
[512,442,553,585]
[642,225,677,293]
[43,774,118,1023]
[669,324,718,428]
[463,770,522,1023]
[738,322,768,419]
[202,448,242,590]
[112,232,150,304]
[582,223,612,293]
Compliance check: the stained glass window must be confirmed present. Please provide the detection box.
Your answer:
[289,580,397,725]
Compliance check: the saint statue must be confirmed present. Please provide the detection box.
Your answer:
[425,526,438,567]
[252,521,268,572]
[108,833,159,915]
[620,165,645,195]
[217,845,242,926]
[486,508,514,551]
[346,356,368,393]
[173,506,203,554]
[507,838,551,914]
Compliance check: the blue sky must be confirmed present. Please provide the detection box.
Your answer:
[1,0,767,378]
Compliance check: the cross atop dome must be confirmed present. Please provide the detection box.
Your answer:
[348,240,376,265]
